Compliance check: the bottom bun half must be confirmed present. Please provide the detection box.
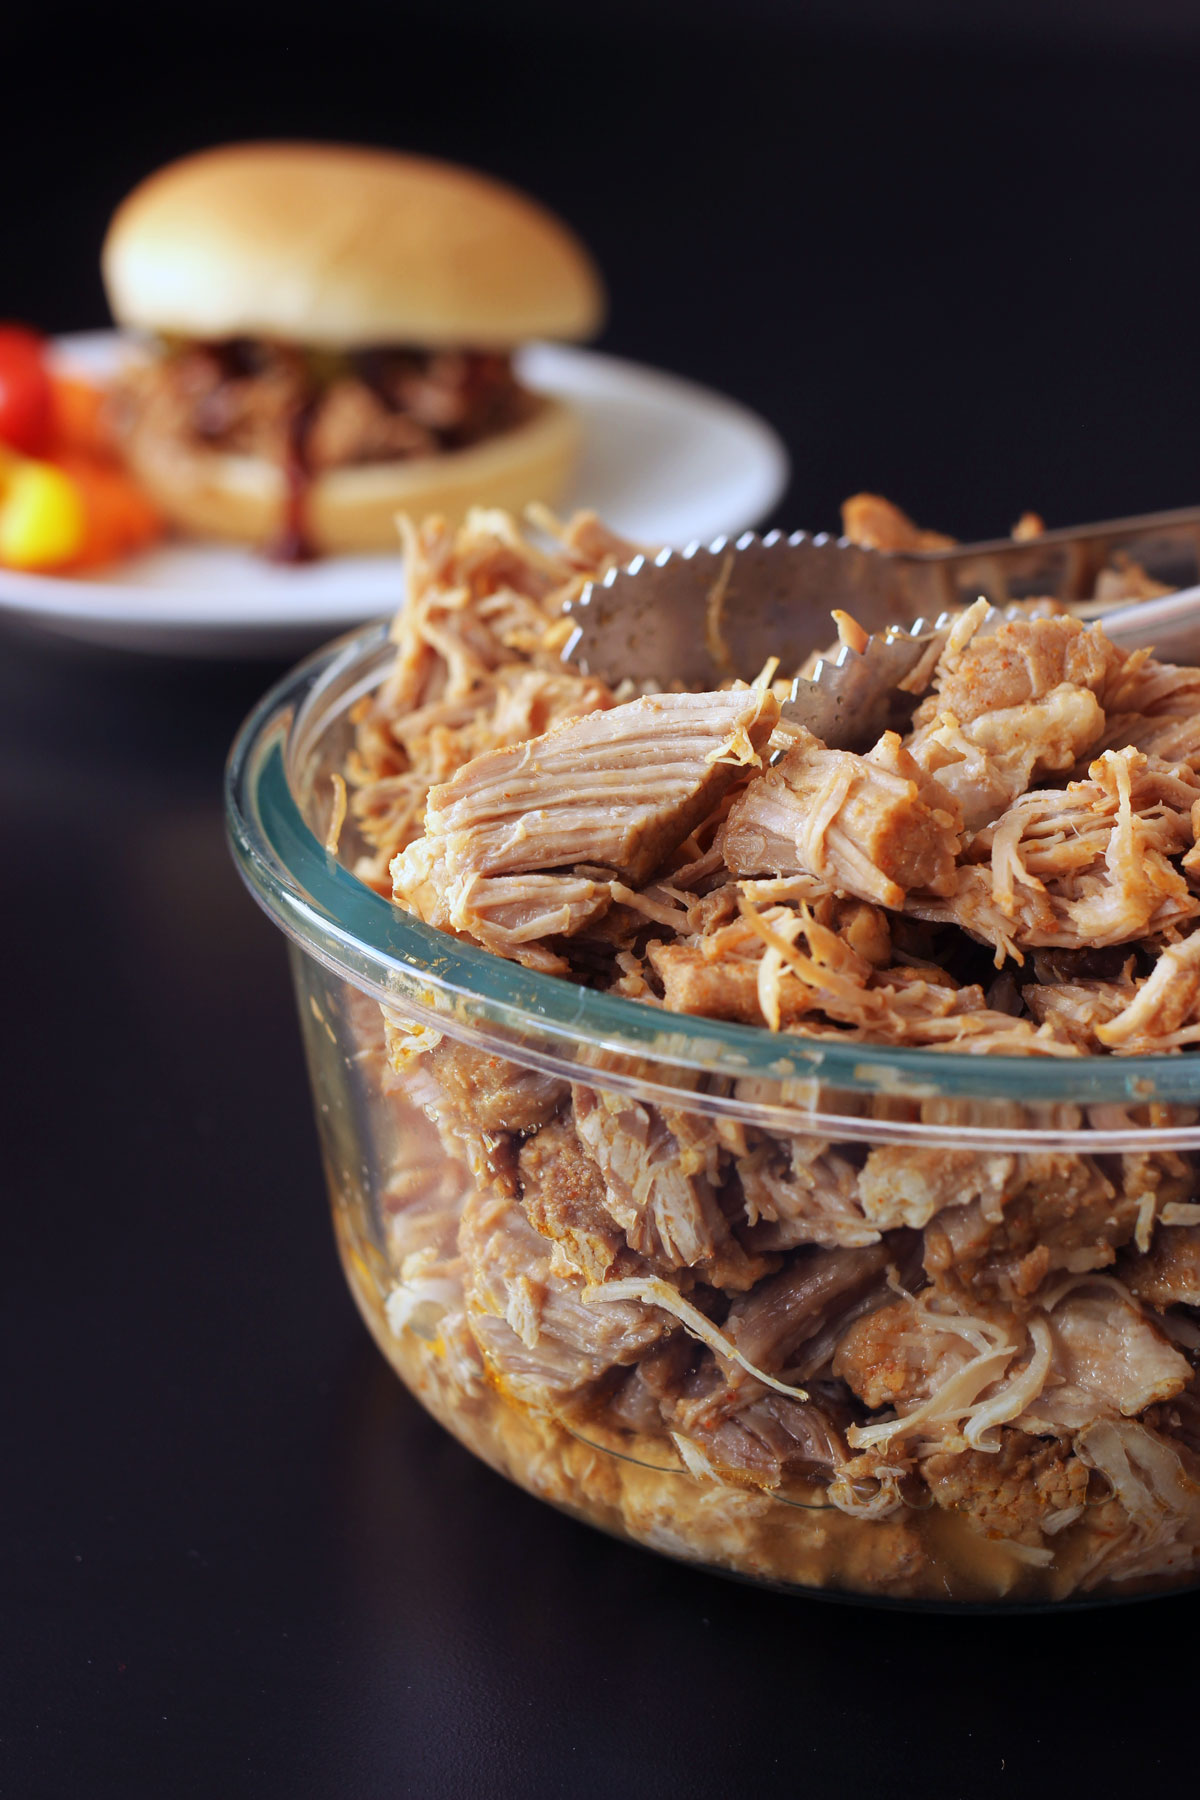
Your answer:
[120,397,580,553]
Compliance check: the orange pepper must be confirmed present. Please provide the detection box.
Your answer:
[49,373,116,460]
[53,451,162,569]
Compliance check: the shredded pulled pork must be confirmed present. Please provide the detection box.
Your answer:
[911,748,1200,961]
[720,727,961,906]
[392,687,779,967]
[343,506,1200,1601]
[904,609,1119,832]
[373,552,1200,1053]
[113,339,534,471]
[347,509,631,888]
[840,492,957,553]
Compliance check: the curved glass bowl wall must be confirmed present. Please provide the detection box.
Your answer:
[226,621,1200,1608]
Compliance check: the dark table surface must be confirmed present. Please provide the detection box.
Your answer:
[4,9,1200,1796]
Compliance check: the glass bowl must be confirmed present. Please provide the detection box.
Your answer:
[226,620,1200,1608]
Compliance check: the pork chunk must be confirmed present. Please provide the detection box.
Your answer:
[909,749,1200,959]
[908,685,1108,833]
[841,492,956,552]
[858,1147,1016,1231]
[392,686,779,959]
[647,941,768,1023]
[915,614,1122,729]
[678,1390,851,1488]
[832,1297,974,1413]
[1020,1289,1192,1431]
[1124,1225,1200,1309]
[721,727,961,907]
[903,613,1120,833]
[923,1428,1089,1546]
[923,1152,1131,1296]
[1023,978,1136,1050]
[426,1038,567,1135]
[571,1086,749,1280]
[518,1114,629,1283]
[725,1243,894,1379]
[458,1186,667,1407]
[738,1136,880,1250]
[419,686,779,887]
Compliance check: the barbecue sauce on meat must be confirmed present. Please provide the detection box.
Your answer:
[267,400,316,564]
[130,339,532,562]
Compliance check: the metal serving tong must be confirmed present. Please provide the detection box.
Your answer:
[560,509,1200,751]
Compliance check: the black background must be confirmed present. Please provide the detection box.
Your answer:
[4,5,1200,1795]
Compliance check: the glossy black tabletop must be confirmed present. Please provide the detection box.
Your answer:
[4,9,1199,1795]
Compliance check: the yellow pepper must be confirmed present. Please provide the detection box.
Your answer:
[0,451,86,570]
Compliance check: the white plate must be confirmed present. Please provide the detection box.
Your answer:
[0,331,789,656]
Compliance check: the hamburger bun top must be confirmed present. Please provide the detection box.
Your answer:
[102,141,605,349]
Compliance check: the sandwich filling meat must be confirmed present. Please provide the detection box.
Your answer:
[111,340,540,559]
[327,498,1200,1603]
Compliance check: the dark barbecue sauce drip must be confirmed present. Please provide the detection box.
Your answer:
[267,399,317,564]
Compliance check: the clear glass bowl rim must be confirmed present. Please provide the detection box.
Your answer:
[223,619,1200,1149]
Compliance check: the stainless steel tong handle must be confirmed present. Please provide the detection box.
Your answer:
[561,517,1200,692]
[1089,581,1200,663]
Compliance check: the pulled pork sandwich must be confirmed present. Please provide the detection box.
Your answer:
[101,142,604,557]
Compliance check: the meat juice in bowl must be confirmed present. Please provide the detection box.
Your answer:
[226,507,1200,1607]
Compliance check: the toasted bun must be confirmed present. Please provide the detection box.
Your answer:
[117,397,581,553]
[102,142,605,348]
